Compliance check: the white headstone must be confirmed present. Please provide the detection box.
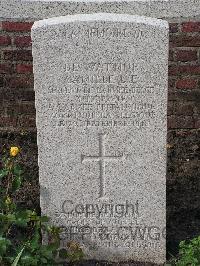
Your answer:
[32,13,168,264]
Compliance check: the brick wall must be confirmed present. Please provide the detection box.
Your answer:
[168,22,200,130]
[0,19,200,257]
[0,21,35,131]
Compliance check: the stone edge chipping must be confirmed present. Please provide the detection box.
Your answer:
[1,0,200,20]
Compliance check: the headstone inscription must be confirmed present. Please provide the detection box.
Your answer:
[32,13,168,264]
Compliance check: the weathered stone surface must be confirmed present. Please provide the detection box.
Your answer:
[32,13,168,264]
[1,0,200,20]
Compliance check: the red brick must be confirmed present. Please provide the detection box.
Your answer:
[169,50,174,61]
[169,65,200,76]
[175,130,193,137]
[1,88,35,101]
[174,102,194,115]
[0,35,11,46]
[176,50,198,62]
[2,22,33,32]
[170,35,200,47]
[20,103,36,114]
[169,23,179,33]
[167,91,178,101]
[167,116,177,129]
[16,64,33,73]
[178,65,200,75]
[0,76,3,87]
[0,117,17,127]
[182,22,200,32]
[168,101,174,115]
[168,78,176,90]
[194,119,200,129]
[6,103,19,117]
[0,64,13,74]
[7,103,36,116]
[168,115,194,129]
[14,36,32,47]
[19,90,35,101]
[169,90,200,102]
[169,65,179,76]
[18,116,36,128]
[5,76,34,89]
[3,50,33,61]
[176,79,198,90]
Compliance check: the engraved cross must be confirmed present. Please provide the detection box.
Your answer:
[81,133,124,198]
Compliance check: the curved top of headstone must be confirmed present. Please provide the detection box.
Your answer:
[1,0,200,20]
[32,13,169,30]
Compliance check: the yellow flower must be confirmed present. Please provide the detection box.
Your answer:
[5,196,12,205]
[10,146,20,157]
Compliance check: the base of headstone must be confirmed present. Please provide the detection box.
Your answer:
[64,260,163,266]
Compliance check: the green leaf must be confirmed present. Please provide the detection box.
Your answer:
[15,218,28,227]
[39,243,59,260]
[39,216,49,223]
[44,242,60,253]
[29,229,40,250]
[0,169,8,179]
[12,176,22,191]
[0,237,11,256]
[13,165,23,176]
[11,246,25,266]
[0,187,6,194]
[59,248,68,259]
[15,210,30,227]
[6,213,16,222]
[0,213,7,222]
[28,211,39,222]
[20,254,38,265]
[41,257,48,264]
